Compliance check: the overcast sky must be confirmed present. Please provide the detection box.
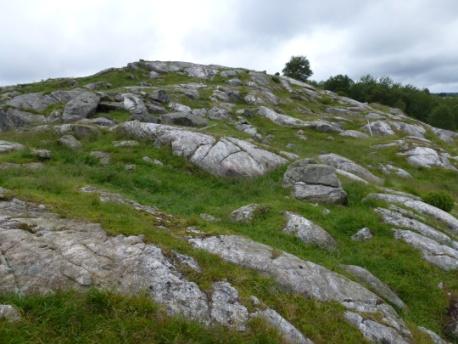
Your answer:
[1,0,457,92]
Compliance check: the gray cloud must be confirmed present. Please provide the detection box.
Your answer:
[0,0,457,92]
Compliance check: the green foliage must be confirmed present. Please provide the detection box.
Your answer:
[423,191,455,212]
[282,56,313,82]
[321,73,458,130]
[428,104,456,131]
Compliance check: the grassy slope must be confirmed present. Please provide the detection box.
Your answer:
[1,66,457,343]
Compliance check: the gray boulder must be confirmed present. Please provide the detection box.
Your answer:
[210,281,249,331]
[305,120,342,133]
[62,91,100,122]
[340,130,369,139]
[0,108,46,131]
[160,112,208,127]
[283,211,336,250]
[319,153,383,185]
[283,160,347,204]
[351,227,373,241]
[400,147,455,170]
[362,120,395,136]
[230,204,261,223]
[116,121,287,177]
[58,135,82,150]
[342,265,405,309]
[6,92,57,112]
[394,230,458,271]
[251,308,314,344]
[258,106,308,127]
[0,140,24,153]
[0,305,21,322]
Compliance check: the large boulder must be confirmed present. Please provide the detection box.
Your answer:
[258,106,308,127]
[0,108,46,131]
[160,112,208,127]
[400,147,456,170]
[6,92,57,112]
[62,91,100,122]
[283,160,347,204]
[319,153,383,185]
[362,120,394,136]
[283,211,336,250]
[116,121,287,177]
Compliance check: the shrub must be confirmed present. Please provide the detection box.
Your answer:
[423,191,455,212]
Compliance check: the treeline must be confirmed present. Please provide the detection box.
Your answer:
[317,74,458,131]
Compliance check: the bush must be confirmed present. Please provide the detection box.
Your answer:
[423,191,455,212]
[282,56,313,82]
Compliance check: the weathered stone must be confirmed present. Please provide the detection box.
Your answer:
[351,227,373,241]
[58,135,82,150]
[283,212,336,250]
[230,204,261,223]
[340,130,369,139]
[283,161,340,188]
[208,107,230,120]
[172,251,202,273]
[344,311,409,344]
[32,149,52,160]
[305,120,342,133]
[394,229,458,270]
[367,193,458,233]
[319,153,383,185]
[258,106,308,127]
[0,140,24,153]
[170,102,192,113]
[0,108,46,131]
[0,305,21,322]
[375,207,457,249]
[113,140,139,148]
[189,235,411,342]
[142,156,163,166]
[210,281,249,331]
[122,93,151,121]
[293,183,348,204]
[400,147,455,170]
[390,121,426,138]
[362,120,395,136]
[342,265,405,309]
[418,326,451,344]
[432,127,458,144]
[160,112,208,127]
[6,92,57,112]
[0,198,210,321]
[200,213,220,222]
[379,164,412,178]
[116,121,287,177]
[62,91,100,122]
[89,151,111,165]
[252,308,314,344]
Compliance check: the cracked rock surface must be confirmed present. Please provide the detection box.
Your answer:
[116,121,287,177]
[189,235,411,343]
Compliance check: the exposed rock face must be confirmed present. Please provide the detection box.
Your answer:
[305,120,342,133]
[340,130,369,139]
[0,305,21,322]
[351,227,373,241]
[252,309,314,344]
[394,230,458,271]
[6,92,57,112]
[344,311,409,344]
[283,160,347,204]
[283,211,336,250]
[189,235,411,343]
[432,127,458,144]
[375,207,458,248]
[0,140,24,153]
[367,193,458,233]
[58,135,82,150]
[0,108,46,131]
[160,112,208,127]
[319,153,383,185]
[418,326,451,344]
[257,106,308,127]
[362,120,395,136]
[0,198,210,320]
[342,265,405,309]
[400,147,456,170]
[390,121,426,138]
[210,281,249,331]
[230,204,261,223]
[116,121,287,177]
[62,91,100,122]
[379,164,412,178]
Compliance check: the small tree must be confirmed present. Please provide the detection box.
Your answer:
[282,56,313,82]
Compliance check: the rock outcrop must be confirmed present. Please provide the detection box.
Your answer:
[116,121,287,177]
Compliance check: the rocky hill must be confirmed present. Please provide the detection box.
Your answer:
[0,60,457,344]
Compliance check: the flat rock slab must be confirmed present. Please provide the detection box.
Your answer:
[116,121,287,177]
[0,140,24,153]
[189,235,411,343]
